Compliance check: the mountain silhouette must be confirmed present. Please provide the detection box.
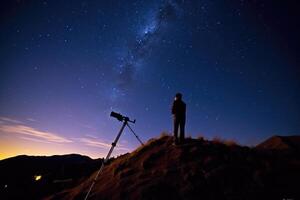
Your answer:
[0,154,102,200]
[44,135,300,200]
[256,135,300,151]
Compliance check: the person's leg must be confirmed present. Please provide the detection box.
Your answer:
[173,117,179,144]
[179,118,185,143]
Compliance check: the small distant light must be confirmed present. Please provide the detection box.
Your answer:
[4,184,8,188]
[34,175,42,181]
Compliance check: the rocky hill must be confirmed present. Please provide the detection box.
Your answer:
[46,135,300,200]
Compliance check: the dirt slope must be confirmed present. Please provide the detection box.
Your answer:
[47,135,300,200]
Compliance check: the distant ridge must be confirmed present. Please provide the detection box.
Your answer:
[256,135,300,151]
[0,154,102,200]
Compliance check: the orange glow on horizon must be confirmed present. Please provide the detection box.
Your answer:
[0,119,132,160]
[0,133,131,160]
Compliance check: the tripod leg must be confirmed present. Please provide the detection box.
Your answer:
[126,123,144,146]
[84,121,127,200]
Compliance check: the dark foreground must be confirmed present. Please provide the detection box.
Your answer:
[45,135,300,200]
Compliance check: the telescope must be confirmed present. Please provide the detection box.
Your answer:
[85,111,142,200]
[110,111,136,123]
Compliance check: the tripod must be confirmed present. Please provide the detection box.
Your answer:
[84,112,143,200]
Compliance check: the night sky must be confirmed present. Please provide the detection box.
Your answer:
[1,0,299,159]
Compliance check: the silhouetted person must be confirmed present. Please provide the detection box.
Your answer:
[172,93,186,145]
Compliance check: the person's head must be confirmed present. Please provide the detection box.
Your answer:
[175,93,182,101]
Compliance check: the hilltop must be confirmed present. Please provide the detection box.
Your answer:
[46,135,300,200]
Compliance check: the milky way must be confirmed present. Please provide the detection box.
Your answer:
[112,0,183,96]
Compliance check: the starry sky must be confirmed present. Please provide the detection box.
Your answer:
[0,0,299,159]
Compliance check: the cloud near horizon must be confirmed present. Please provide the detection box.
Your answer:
[0,124,73,143]
[0,117,132,153]
[0,117,24,124]
[79,137,130,151]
